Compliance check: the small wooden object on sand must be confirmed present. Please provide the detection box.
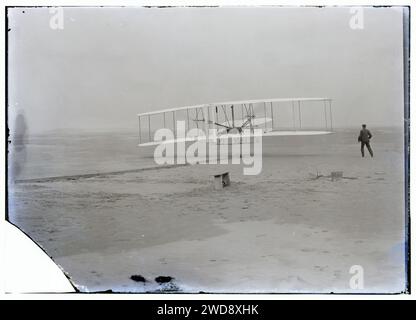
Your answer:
[213,172,231,189]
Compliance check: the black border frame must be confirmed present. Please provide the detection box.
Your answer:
[3,5,412,295]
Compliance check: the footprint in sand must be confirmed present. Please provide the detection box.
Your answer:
[90,270,102,277]
[314,265,328,272]
[333,270,342,279]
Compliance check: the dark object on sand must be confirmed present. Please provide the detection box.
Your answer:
[100,289,113,293]
[130,274,147,282]
[213,172,231,190]
[155,276,174,284]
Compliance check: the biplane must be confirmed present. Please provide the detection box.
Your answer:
[137,98,334,146]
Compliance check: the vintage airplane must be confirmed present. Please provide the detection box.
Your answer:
[137,98,334,146]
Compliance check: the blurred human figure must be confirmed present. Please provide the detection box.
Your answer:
[10,110,28,181]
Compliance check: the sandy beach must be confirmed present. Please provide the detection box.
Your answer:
[8,127,406,293]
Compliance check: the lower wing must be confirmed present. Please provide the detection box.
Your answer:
[139,130,333,147]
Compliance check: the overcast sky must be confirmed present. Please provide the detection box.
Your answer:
[8,7,405,134]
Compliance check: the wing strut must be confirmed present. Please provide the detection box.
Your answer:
[291,101,296,130]
[148,115,151,141]
[329,99,333,131]
[138,116,141,144]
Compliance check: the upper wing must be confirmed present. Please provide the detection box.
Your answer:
[137,104,207,117]
[137,98,331,117]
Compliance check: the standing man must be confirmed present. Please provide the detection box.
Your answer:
[358,124,374,158]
